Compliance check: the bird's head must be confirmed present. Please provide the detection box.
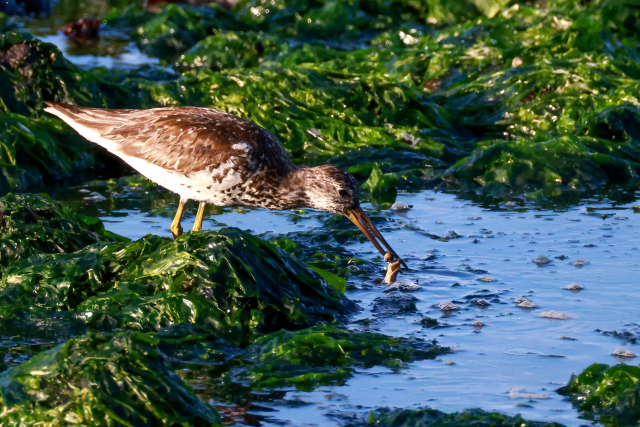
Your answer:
[299,164,406,268]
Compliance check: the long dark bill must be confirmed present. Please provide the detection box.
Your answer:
[346,207,408,269]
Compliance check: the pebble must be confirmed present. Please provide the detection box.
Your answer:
[508,388,549,400]
[539,311,570,320]
[437,302,459,312]
[571,259,587,267]
[77,188,91,193]
[564,283,583,291]
[613,347,636,358]
[83,192,107,202]
[391,201,410,211]
[446,361,455,365]
[505,201,517,208]
[472,320,484,327]
[385,278,420,292]
[515,298,538,308]
[533,255,552,265]
[471,298,490,306]
[478,275,496,282]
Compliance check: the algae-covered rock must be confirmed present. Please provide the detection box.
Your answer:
[360,407,564,427]
[0,193,125,268]
[0,31,136,189]
[243,324,447,390]
[0,331,222,426]
[0,113,99,191]
[176,30,281,72]
[557,363,640,427]
[1,219,356,345]
[0,31,128,117]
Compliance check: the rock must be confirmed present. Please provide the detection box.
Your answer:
[508,388,549,399]
[436,302,459,312]
[391,201,410,211]
[571,259,587,268]
[612,347,636,358]
[564,283,583,291]
[515,298,538,308]
[385,278,419,292]
[539,311,570,320]
[0,331,223,425]
[533,255,552,265]
[478,275,496,282]
[472,320,484,327]
[471,298,490,306]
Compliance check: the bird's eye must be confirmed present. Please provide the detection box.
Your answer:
[338,189,348,197]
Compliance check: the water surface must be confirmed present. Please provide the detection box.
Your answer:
[57,180,640,426]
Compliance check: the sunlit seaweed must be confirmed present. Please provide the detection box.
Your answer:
[558,363,640,427]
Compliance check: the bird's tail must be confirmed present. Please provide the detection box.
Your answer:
[43,102,127,152]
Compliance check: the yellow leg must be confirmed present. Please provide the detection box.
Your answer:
[170,199,187,239]
[192,202,206,232]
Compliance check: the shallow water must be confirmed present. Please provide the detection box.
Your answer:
[55,179,640,426]
[20,20,160,69]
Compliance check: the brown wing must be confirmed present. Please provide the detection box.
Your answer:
[44,102,295,175]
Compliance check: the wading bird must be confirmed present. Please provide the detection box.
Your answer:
[45,102,406,267]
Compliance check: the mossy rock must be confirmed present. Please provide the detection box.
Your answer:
[0,193,125,268]
[0,202,357,344]
[0,31,129,117]
[0,331,222,426]
[242,324,448,391]
[558,363,640,427]
[364,407,564,427]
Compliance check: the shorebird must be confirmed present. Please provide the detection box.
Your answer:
[44,102,406,267]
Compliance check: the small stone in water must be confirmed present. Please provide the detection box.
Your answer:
[385,278,419,292]
[478,275,496,282]
[472,320,484,327]
[564,283,583,291]
[516,298,538,308]
[506,201,517,208]
[471,298,490,306]
[391,201,410,211]
[539,311,570,320]
[571,259,587,267]
[533,255,552,265]
[613,347,636,358]
[446,361,455,365]
[508,388,549,400]
[77,188,91,193]
[437,302,459,311]
[84,192,107,202]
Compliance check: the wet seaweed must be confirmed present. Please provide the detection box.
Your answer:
[333,407,564,427]
[0,198,356,345]
[0,193,125,268]
[0,331,223,426]
[558,363,640,427]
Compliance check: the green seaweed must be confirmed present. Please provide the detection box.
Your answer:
[0,200,356,345]
[242,324,446,391]
[557,363,640,427]
[0,31,136,189]
[0,193,125,268]
[97,0,640,197]
[0,32,129,117]
[359,407,564,427]
[0,331,222,426]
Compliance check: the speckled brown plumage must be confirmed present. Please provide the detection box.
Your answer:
[44,102,406,267]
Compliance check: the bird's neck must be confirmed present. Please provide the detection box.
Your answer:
[271,167,316,210]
